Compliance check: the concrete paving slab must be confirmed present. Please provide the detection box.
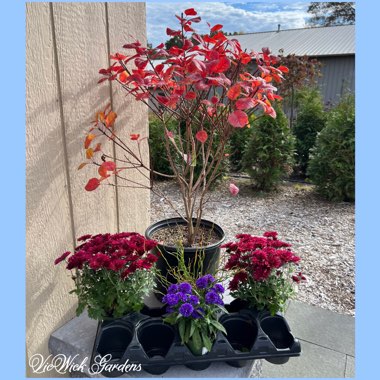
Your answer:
[345,355,355,378]
[261,340,346,378]
[285,301,355,356]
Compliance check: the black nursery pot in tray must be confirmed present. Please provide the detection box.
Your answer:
[220,314,258,368]
[145,218,225,296]
[260,315,297,364]
[90,305,301,377]
[136,319,176,375]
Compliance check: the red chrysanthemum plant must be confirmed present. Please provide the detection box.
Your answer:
[80,8,288,246]
[54,232,159,320]
[223,231,306,315]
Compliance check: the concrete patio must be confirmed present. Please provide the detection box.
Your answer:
[261,301,355,378]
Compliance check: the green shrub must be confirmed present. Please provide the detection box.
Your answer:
[308,95,355,202]
[149,116,226,185]
[293,88,326,175]
[242,104,295,191]
[228,127,253,172]
[149,116,174,179]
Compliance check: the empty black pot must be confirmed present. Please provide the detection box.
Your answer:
[260,316,294,349]
[220,315,258,368]
[145,218,225,296]
[137,320,175,374]
[94,321,134,377]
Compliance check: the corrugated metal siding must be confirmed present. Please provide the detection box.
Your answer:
[317,56,355,104]
[233,25,355,56]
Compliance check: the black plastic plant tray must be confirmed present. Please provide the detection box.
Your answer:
[90,302,301,376]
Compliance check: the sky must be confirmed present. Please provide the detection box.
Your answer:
[146,2,310,47]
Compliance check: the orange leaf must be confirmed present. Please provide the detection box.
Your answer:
[86,148,94,159]
[84,134,95,149]
[105,111,117,127]
[227,84,241,100]
[78,162,88,170]
[85,178,100,191]
[119,71,129,83]
[94,143,102,152]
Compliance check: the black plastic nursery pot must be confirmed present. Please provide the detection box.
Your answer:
[145,218,225,295]
[90,303,301,376]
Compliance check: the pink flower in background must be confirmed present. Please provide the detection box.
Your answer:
[229,183,239,196]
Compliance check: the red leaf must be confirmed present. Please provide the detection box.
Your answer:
[98,162,116,178]
[227,84,241,100]
[195,130,208,143]
[235,97,255,110]
[185,91,197,100]
[213,56,230,73]
[85,178,100,191]
[184,24,194,33]
[94,143,102,152]
[166,28,181,36]
[228,110,249,128]
[211,24,223,33]
[130,134,140,140]
[278,65,289,73]
[184,8,197,16]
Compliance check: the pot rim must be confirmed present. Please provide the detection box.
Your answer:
[145,217,226,251]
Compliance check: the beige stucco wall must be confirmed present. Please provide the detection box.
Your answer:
[26,2,149,377]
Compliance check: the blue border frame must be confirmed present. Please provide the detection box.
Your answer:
[1,0,374,378]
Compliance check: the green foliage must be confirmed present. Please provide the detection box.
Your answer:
[228,127,253,172]
[231,269,296,315]
[72,267,155,320]
[149,116,226,184]
[307,2,355,26]
[308,95,355,201]
[293,88,326,175]
[242,104,295,191]
[149,116,175,178]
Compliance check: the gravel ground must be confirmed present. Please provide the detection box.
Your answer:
[150,179,355,316]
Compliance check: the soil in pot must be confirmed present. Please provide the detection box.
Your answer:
[146,218,225,295]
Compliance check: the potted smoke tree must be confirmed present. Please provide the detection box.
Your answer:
[80,8,288,289]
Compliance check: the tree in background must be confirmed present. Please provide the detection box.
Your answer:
[242,104,295,192]
[293,88,326,176]
[308,95,355,202]
[307,2,355,26]
[277,53,322,128]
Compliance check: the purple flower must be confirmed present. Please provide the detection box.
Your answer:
[213,283,225,293]
[205,290,224,305]
[179,303,194,317]
[167,284,179,294]
[178,282,192,294]
[189,295,200,305]
[177,292,190,302]
[162,293,180,306]
[195,276,209,289]
[191,307,205,319]
[205,274,215,283]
